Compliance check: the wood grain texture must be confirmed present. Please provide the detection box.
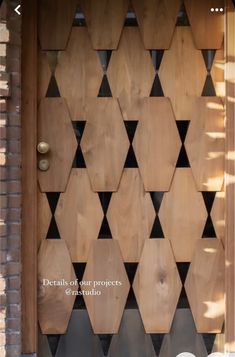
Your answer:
[38,98,77,192]
[132,98,181,191]
[107,27,155,120]
[55,27,103,120]
[159,27,207,120]
[133,239,182,333]
[184,0,224,49]
[211,190,225,245]
[38,240,76,334]
[185,239,225,333]
[80,0,128,49]
[132,0,181,49]
[159,168,207,262]
[38,0,77,50]
[82,240,130,333]
[212,333,225,353]
[185,97,225,191]
[37,188,52,248]
[38,51,51,100]
[107,169,155,262]
[80,98,129,191]
[55,169,104,262]
[211,47,225,100]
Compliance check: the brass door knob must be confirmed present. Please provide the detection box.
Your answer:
[38,159,50,171]
[37,141,50,154]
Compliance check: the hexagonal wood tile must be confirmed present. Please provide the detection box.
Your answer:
[80,0,128,49]
[211,47,225,100]
[81,98,129,191]
[55,27,103,120]
[185,97,225,191]
[38,0,77,50]
[132,0,181,49]
[107,168,155,262]
[37,188,52,248]
[185,239,225,333]
[38,240,77,334]
[82,240,130,333]
[55,169,104,262]
[133,239,182,333]
[132,98,181,191]
[159,168,207,262]
[38,98,77,192]
[184,0,224,49]
[159,27,207,120]
[211,190,225,245]
[107,27,155,120]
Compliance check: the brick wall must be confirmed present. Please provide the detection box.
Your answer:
[0,0,21,356]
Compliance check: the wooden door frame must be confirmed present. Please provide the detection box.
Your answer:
[21,0,235,354]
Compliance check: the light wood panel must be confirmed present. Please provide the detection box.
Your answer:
[184,0,224,49]
[212,333,225,353]
[80,98,129,191]
[133,239,182,333]
[55,169,104,262]
[159,168,207,262]
[107,27,155,120]
[37,188,51,248]
[38,98,77,192]
[132,0,181,49]
[38,240,76,334]
[38,51,51,100]
[55,27,103,120]
[159,27,207,120]
[80,0,128,49]
[211,190,225,244]
[211,47,225,100]
[82,240,130,333]
[185,97,225,191]
[132,98,181,191]
[107,169,155,262]
[38,0,77,50]
[185,239,225,333]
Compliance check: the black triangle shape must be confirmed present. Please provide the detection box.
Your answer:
[150,74,164,97]
[150,50,164,71]
[46,192,60,214]
[98,334,113,356]
[202,50,216,72]
[72,121,86,144]
[150,192,164,213]
[98,216,112,239]
[72,147,86,168]
[177,286,191,309]
[46,216,60,239]
[73,291,86,309]
[47,335,61,356]
[202,216,217,238]
[124,263,139,309]
[150,334,165,356]
[176,120,190,143]
[98,75,112,97]
[98,50,112,72]
[202,192,216,214]
[73,8,87,26]
[73,263,86,282]
[176,145,190,167]
[125,286,139,309]
[124,145,139,168]
[98,192,112,214]
[46,75,60,97]
[124,121,138,143]
[176,263,190,284]
[124,9,138,26]
[176,2,190,26]
[202,75,216,96]
[150,217,164,238]
[202,334,216,354]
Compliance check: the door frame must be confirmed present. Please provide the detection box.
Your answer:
[21,0,235,354]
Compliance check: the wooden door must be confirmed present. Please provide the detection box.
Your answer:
[22,0,234,355]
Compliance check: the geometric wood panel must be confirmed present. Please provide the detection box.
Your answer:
[185,239,225,333]
[132,98,181,191]
[159,168,207,262]
[184,0,224,49]
[107,27,155,120]
[38,51,51,100]
[38,0,77,50]
[38,240,76,334]
[37,98,77,192]
[132,0,181,49]
[82,240,130,333]
[80,0,128,49]
[107,168,155,262]
[159,27,207,120]
[185,97,225,191]
[211,190,225,245]
[55,28,103,120]
[81,98,129,191]
[37,188,52,248]
[55,169,104,262]
[133,239,182,333]
[211,47,225,99]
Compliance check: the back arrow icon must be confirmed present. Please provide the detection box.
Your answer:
[14,5,21,15]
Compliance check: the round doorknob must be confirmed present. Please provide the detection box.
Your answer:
[38,159,50,171]
[37,142,50,154]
